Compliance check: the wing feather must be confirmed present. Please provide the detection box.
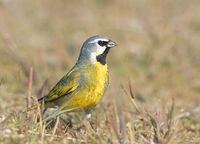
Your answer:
[39,68,80,102]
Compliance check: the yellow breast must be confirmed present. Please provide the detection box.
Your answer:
[63,62,109,111]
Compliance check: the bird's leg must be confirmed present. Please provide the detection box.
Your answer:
[75,110,96,131]
[74,111,89,131]
[85,110,96,131]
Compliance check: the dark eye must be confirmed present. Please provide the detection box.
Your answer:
[98,40,108,47]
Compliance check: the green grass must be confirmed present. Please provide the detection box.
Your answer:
[0,0,200,143]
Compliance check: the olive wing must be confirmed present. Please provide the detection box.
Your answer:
[39,68,80,102]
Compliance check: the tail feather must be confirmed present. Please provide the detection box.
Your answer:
[38,96,45,102]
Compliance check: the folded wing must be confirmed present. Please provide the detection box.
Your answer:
[38,68,80,104]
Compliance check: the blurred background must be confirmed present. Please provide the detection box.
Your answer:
[0,0,200,137]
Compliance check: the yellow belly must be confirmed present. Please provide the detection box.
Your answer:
[62,62,108,111]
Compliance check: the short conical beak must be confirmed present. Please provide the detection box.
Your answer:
[106,40,117,48]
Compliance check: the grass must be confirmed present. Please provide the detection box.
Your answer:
[0,0,200,143]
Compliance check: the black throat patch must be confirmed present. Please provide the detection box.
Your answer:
[96,47,111,65]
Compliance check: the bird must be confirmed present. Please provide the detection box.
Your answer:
[38,35,117,122]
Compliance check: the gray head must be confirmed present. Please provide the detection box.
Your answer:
[78,35,117,65]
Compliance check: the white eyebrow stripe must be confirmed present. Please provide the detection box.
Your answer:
[88,38,109,44]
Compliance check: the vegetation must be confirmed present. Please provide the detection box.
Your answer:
[0,0,200,143]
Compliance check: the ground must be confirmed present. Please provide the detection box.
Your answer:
[0,0,200,143]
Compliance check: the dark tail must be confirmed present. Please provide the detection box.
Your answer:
[38,96,45,102]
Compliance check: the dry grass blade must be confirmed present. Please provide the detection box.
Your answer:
[164,99,175,141]
[120,82,141,114]
[128,81,141,114]
[0,113,14,129]
[26,67,33,118]
[50,116,60,142]
[118,109,126,142]
[43,108,78,122]
[40,122,46,144]
[37,79,49,99]
[108,105,121,144]
[120,84,129,97]
[146,112,161,144]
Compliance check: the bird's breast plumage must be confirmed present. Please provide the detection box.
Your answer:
[61,62,109,111]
